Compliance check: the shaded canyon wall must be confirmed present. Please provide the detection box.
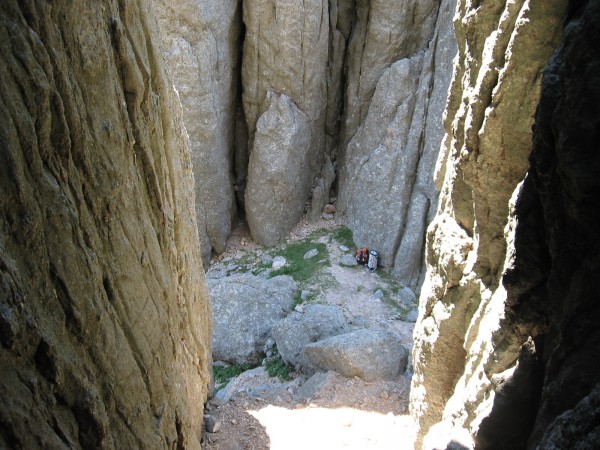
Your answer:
[410,0,600,448]
[0,1,212,448]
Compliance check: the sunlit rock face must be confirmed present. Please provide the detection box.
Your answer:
[153,0,241,266]
[0,1,212,448]
[337,0,456,291]
[410,0,568,448]
[241,0,330,245]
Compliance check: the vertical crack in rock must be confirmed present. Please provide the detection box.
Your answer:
[337,0,456,292]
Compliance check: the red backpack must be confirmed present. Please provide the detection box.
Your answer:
[356,247,369,265]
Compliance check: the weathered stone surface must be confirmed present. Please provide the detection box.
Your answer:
[305,329,408,381]
[272,304,350,372]
[245,94,313,245]
[153,0,241,265]
[307,156,336,222]
[410,0,568,447]
[209,274,297,365]
[337,0,457,290]
[0,1,212,448]
[242,0,329,238]
[341,0,440,146]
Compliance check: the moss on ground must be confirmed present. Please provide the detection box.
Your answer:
[213,363,254,390]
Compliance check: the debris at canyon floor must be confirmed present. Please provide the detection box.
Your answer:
[203,219,419,449]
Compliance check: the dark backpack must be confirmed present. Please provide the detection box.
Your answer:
[356,247,369,265]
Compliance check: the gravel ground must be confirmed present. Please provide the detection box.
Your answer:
[202,219,418,450]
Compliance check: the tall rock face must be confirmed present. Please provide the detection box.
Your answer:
[337,0,457,290]
[241,0,329,245]
[410,0,571,448]
[153,0,241,265]
[0,1,212,448]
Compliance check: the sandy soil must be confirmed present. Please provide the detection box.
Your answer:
[202,219,418,450]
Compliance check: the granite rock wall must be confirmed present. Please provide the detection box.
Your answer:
[0,1,212,447]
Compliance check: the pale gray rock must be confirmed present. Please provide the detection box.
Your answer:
[272,304,350,373]
[339,245,350,252]
[295,371,335,402]
[304,249,319,260]
[204,415,221,433]
[209,274,297,364]
[398,287,417,307]
[406,310,419,323]
[322,213,334,221]
[154,0,241,265]
[305,329,408,381]
[337,0,458,292]
[308,156,336,222]
[341,0,439,147]
[245,94,313,245]
[272,256,287,270]
[242,0,329,231]
[373,289,385,301]
[340,255,358,266]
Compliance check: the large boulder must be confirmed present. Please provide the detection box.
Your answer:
[208,273,297,364]
[304,329,408,381]
[153,0,241,265]
[242,0,329,236]
[245,94,313,245]
[0,1,212,447]
[272,304,350,372]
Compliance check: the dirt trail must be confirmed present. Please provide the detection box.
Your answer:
[202,219,418,450]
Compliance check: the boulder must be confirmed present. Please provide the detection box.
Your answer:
[245,94,313,245]
[272,304,350,372]
[242,0,329,234]
[340,254,358,266]
[209,274,297,364]
[304,329,408,381]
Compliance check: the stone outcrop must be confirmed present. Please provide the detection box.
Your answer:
[0,1,212,449]
[208,273,297,365]
[153,0,241,265]
[272,304,350,373]
[337,0,457,290]
[305,329,408,381]
[242,0,329,244]
[245,93,313,246]
[410,0,573,448]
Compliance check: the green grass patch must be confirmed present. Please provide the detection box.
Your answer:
[269,241,329,284]
[213,363,253,390]
[331,225,356,249]
[264,348,293,381]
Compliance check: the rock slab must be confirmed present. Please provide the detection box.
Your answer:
[305,329,408,381]
[209,274,297,364]
[272,304,350,373]
[245,94,312,246]
[0,1,212,448]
